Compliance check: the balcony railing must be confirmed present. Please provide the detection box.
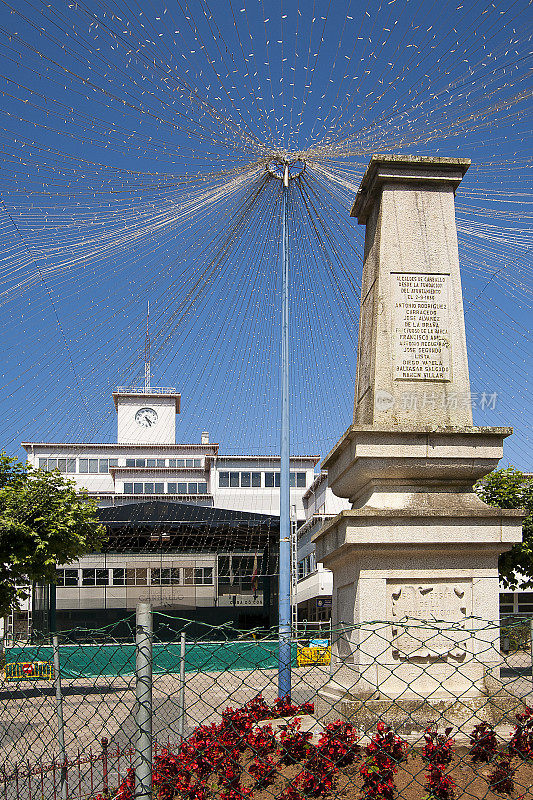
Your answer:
[115,386,177,394]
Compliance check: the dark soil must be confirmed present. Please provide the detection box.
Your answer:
[248,750,533,800]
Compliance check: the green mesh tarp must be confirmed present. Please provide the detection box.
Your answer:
[4,640,297,678]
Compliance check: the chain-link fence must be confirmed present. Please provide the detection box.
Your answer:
[1,608,533,800]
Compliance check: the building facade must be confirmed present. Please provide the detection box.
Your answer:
[22,385,319,635]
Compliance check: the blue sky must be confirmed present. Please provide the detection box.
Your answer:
[0,0,531,469]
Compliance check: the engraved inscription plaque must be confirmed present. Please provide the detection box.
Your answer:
[391,272,452,381]
[388,580,471,660]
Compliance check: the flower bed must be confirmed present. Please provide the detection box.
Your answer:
[99,698,533,800]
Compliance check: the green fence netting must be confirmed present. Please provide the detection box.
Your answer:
[4,640,298,678]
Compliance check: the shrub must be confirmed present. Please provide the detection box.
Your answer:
[508,705,533,760]
[424,764,457,800]
[279,718,313,764]
[469,721,498,763]
[299,746,337,796]
[359,722,408,800]
[318,720,360,768]
[248,754,278,788]
[422,725,454,767]
[247,724,278,757]
[488,758,516,795]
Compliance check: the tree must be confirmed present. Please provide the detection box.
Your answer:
[0,453,106,616]
[474,466,533,590]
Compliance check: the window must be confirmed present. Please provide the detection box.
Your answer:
[183,567,213,585]
[154,483,164,494]
[146,459,156,467]
[167,483,177,494]
[56,568,79,587]
[178,482,188,493]
[151,568,180,585]
[230,472,239,487]
[112,568,126,586]
[89,459,98,473]
[157,459,165,468]
[186,459,194,468]
[144,483,154,494]
[198,483,208,494]
[99,459,108,474]
[136,459,146,468]
[195,567,213,584]
[290,472,307,488]
[175,459,185,468]
[241,472,251,487]
[124,483,133,494]
[126,568,147,586]
[39,458,47,469]
[219,472,229,487]
[517,592,533,614]
[82,569,109,586]
[188,482,198,494]
[134,482,143,494]
[109,459,118,468]
[194,459,202,468]
[79,459,88,473]
[265,472,280,488]
[252,472,261,487]
[126,459,136,467]
[168,459,176,468]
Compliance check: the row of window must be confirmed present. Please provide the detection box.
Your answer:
[219,471,307,488]
[57,567,213,587]
[125,458,203,469]
[38,457,204,474]
[123,482,208,495]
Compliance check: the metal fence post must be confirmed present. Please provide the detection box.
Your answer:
[52,634,68,800]
[135,603,152,800]
[101,738,109,799]
[177,632,186,741]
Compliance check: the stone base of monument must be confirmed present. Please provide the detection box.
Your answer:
[316,669,524,735]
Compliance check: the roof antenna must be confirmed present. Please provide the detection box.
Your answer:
[144,301,151,392]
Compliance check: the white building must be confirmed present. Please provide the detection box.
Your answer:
[23,387,317,518]
[294,472,349,627]
[22,384,319,636]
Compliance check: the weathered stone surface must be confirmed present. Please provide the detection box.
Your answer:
[316,156,524,717]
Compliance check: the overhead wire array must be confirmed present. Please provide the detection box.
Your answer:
[0,0,530,469]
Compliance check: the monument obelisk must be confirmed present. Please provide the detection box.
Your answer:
[315,155,524,729]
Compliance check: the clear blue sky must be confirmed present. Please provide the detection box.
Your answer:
[0,0,531,469]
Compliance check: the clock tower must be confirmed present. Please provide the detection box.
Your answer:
[113,387,181,444]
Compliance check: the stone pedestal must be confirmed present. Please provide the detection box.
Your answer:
[314,156,524,730]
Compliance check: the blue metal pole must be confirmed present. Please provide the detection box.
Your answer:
[279,164,291,699]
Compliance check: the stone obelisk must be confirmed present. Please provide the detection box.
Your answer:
[314,156,524,729]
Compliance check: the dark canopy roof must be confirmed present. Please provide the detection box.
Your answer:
[99,500,279,527]
[97,501,279,552]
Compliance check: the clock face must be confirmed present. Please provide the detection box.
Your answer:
[135,407,158,428]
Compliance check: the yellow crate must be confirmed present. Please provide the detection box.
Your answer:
[297,645,331,667]
[4,661,54,681]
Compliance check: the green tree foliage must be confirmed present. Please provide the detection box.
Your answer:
[475,467,533,589]
[0,453,106,616]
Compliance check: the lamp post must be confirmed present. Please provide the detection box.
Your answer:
[267,155,305,699]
